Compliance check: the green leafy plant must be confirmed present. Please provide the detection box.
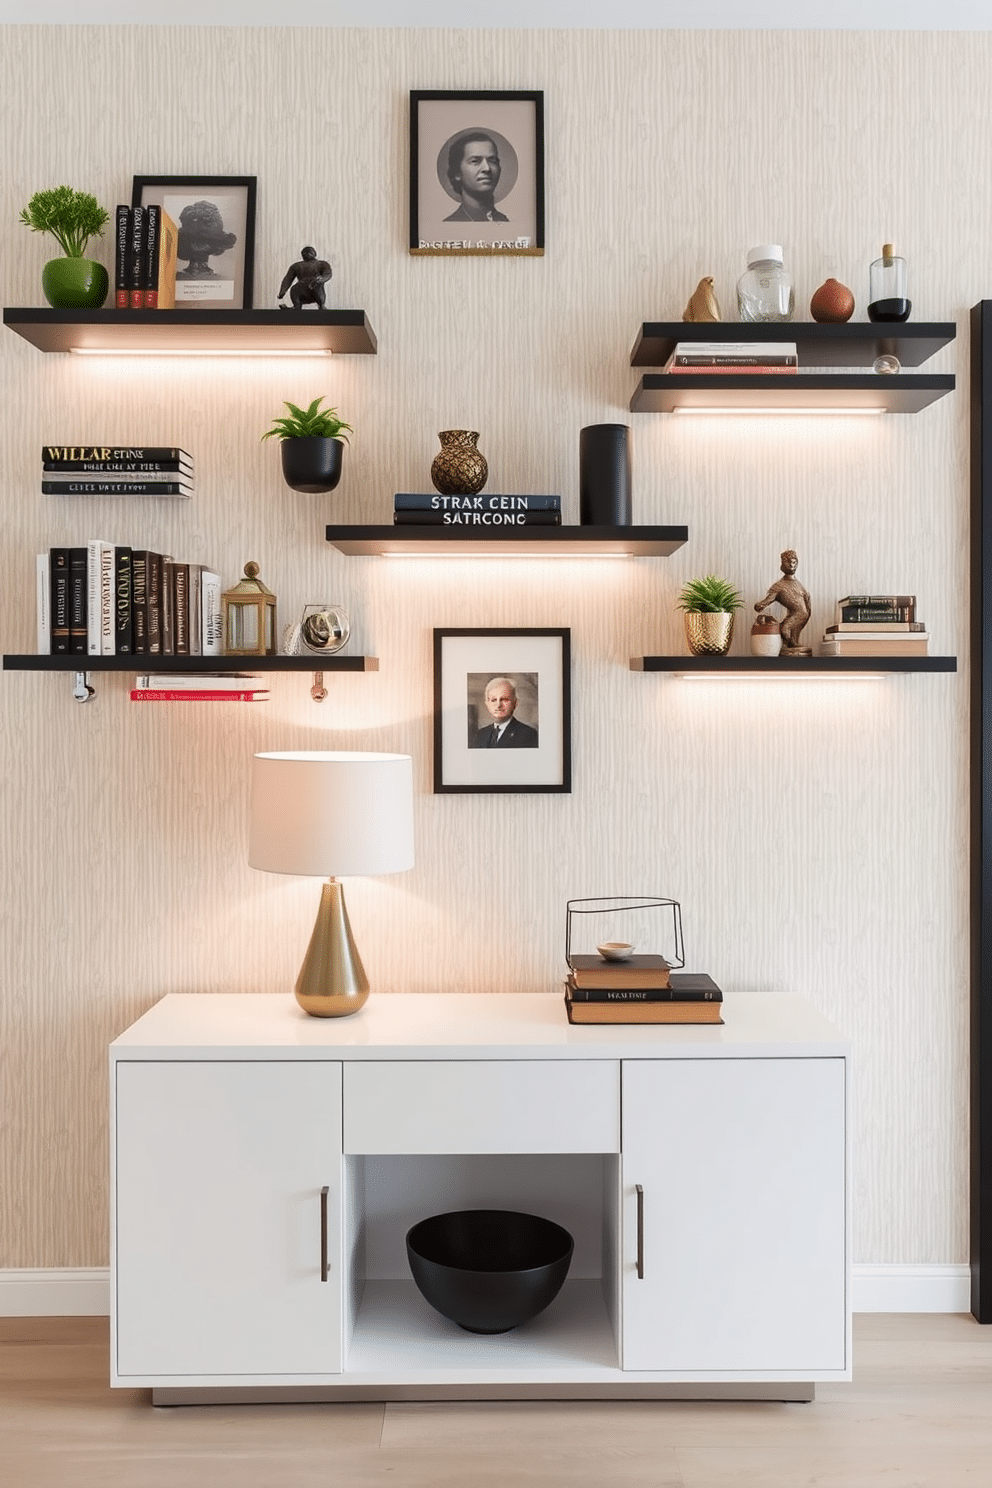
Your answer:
[676,575,744,613]
[261,397,353,444]
[19,186,110,258]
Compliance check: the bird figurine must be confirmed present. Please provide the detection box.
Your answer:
[682,276,721,322]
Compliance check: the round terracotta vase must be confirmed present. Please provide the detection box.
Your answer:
[42,257,109,309]
[280,437,343,494]
[430,430,488,496]
[684,611,735,656]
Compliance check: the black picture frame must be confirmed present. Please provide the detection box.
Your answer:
[433,628,570,794]
[131,175,256,310]
[410,91,545,257]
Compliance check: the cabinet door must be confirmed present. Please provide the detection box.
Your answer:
[114,1060,342,1380]
[622,1057,847,1373]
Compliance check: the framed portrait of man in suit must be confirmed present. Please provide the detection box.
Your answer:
[433,628,570,794]
[410,90,544,256]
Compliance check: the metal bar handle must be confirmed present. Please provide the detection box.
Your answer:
[635,1183,644,1279]
[320,1185,329,1282]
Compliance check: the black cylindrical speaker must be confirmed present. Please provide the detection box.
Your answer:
[579,423,631,526]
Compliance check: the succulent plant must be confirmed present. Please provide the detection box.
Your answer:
[260,397,352,443]
[676,575,744,613]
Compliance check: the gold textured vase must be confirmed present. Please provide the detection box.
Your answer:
[684,611,735,656]
[430,430,488,496]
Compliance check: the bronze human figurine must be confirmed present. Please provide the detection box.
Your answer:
[278,246,332,310]
[754,549,812,655]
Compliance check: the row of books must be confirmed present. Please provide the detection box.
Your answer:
[663,341,799,375]
[39,546,222,658]
[114,205,179,310]
[131,674,269,703]
[563,953,724,1024]
[42,446,194,500]
[393,492,562,526]
[821,593,928,656]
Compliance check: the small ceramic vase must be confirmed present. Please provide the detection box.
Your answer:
[809,278,855,324]
[430,430,488,496]
[684,612,734,656]
[751,614,782,657]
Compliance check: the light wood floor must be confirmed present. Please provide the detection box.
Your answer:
[1,1313,989,1487]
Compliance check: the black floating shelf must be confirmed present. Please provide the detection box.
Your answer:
[630,655,957,675]
[630,372,954,415]
[630,321,957,369]
[2,308,377,355]
[325,525,688,557]
[3,654,379,673]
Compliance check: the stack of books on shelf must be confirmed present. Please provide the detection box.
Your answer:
[563,955,724,1024]
[821,594,928,656]
[393,493,562,526]
[663,341,798,375]
[131,674,268,703]
[39,545,221,659]
[42,446,194,499]
[114,204,178,309]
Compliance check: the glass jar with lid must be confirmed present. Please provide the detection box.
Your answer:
[737,244,795,323]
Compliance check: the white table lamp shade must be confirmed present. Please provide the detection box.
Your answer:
[249,752,414,878]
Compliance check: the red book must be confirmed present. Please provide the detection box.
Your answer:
[129,688,270,702]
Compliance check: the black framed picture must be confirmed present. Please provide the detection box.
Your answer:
[433,628,570,794]
[131,176,256,309]
[410,91,544,257]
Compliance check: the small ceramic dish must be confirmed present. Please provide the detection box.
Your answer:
[597,941,635,962]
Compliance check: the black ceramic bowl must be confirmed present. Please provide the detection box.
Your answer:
[406,1208,574,1335]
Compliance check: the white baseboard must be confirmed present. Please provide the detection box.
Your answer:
[852,1264,972,1313]
[0,1265,975,1318]
[0,1269,110,1316]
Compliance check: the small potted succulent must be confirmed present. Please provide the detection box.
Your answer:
[676,574,743,656]
[261,396,353,494]
[19,186,111,309]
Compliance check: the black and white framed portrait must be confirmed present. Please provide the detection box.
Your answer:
[433,628,570,794]
[410,91,544,256]
[131,175,256,309]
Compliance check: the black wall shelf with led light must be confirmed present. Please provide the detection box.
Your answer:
[324,525,688,557]
[630,655,957,676]
[2,308,378,355]
[629,321,955,414]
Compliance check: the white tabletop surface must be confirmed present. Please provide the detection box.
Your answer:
[110,991,850,1061]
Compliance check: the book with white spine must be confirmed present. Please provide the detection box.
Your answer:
[86,539,113,656]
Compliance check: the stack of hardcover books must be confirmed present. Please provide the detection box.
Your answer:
[131,674,269,703]
[39,546,221,659]
[563,954,724,1024]
[663,341,798,375]
[42,446,194,500]
[821,594,928,656]
[393,493,561,526]
[114,204,178,309]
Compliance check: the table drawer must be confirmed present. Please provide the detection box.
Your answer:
[344,1060,619,1154]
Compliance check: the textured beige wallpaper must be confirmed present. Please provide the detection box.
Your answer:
[0,26,975,1268]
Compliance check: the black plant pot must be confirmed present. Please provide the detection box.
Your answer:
[280,436,343,494]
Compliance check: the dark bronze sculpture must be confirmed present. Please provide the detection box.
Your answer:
[278,246,332,310]
[754,549,812,655]
[176,200,237,279]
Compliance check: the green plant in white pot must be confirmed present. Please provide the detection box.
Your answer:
[261,397,353,494]
[19,186,111,309]
[676,575,743,656]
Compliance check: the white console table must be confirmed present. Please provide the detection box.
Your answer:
[109,991,850,1404]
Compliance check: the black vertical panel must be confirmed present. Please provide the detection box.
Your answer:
[970,302,992,1322]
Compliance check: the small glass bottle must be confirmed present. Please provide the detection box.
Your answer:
[736,245,795,323]
[867,244,911,323]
